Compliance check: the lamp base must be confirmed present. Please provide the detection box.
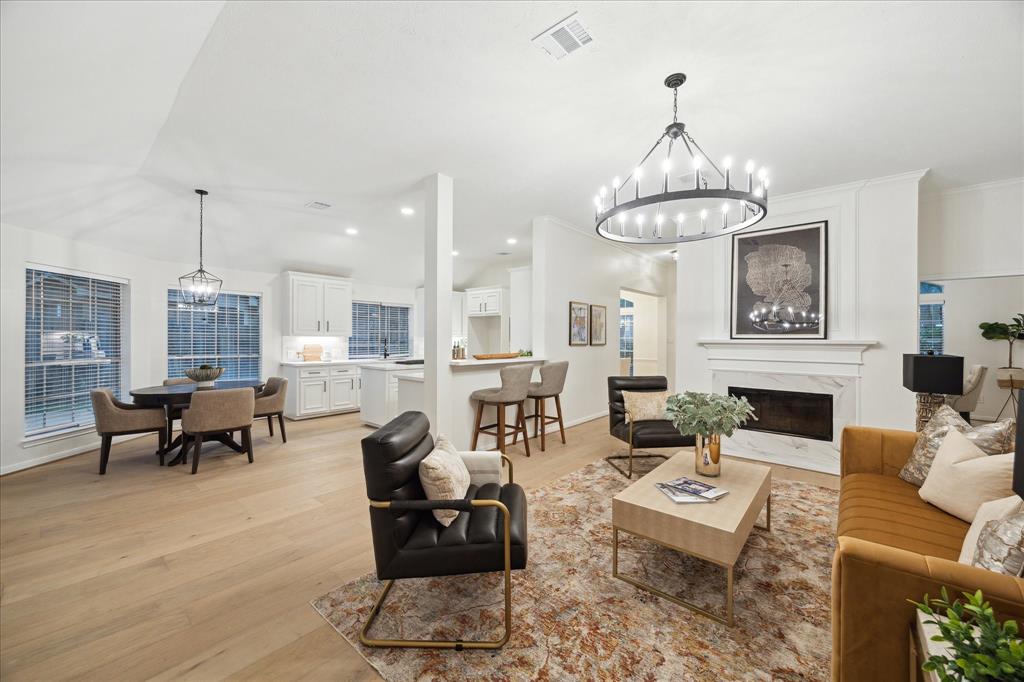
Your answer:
[915,393,947,432]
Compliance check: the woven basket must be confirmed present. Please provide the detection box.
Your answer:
[184,366,224,386]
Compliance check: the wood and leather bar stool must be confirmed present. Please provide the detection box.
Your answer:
[470,364,534,457]
[524,361,568,452]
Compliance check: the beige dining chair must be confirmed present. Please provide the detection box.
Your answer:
[180,388,255,475]
[254,377,288,443]
[90,389,167,474]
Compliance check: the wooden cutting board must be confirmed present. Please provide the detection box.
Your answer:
[472,352,520,360]
[301,344,323,362]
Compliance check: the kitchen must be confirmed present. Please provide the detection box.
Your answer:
[277,265,540,449]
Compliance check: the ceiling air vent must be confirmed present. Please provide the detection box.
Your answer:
[532,12,593,60]
[305,200,331,210]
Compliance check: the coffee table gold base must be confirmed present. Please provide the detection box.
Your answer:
[611,495,771,627]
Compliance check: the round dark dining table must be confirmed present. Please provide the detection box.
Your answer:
[130,379,265,466]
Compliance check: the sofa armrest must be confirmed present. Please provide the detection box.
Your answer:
[831,536,1024,682]
[840,425,919,479]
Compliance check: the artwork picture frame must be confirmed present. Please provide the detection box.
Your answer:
[590,304,607,346]
[569,301,589,346]
[730,220,828,340]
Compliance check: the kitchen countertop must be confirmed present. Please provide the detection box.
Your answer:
[280,358,423,367]
[449,357,543,368]
[359,362,425,371]
[395,372,424,382]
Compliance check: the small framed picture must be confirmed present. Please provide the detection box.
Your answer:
[569,301,589,346]
[590,304,607,346]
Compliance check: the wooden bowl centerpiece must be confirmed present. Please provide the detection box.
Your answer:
[184,365,224,387]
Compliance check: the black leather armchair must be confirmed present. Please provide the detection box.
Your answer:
[606,376,695,478]
[360,411,528,649]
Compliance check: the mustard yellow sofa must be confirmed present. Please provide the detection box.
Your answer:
[832,425,1024,681]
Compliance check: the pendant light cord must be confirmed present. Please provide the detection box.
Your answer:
[198,191,204,270]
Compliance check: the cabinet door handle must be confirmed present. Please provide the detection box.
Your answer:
[323,380,327,392]
[327,320,330,332]
[317,320,321,331]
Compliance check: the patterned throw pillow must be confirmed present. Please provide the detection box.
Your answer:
[898,405,1015,487]
[418,445,470,527]
[973,512,1024,577]
[622,390,670,422]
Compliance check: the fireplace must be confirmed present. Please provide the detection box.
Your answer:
[728,386,833,442]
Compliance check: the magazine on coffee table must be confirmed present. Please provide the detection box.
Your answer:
[654,482,714,504]
[662,475,729,501]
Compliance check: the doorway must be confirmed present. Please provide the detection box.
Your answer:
[619,289,666,377]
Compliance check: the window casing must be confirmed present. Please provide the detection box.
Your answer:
[24,267,128,437]
[918,282,945,355]
[167,289,261,380]
[350,301,411,359]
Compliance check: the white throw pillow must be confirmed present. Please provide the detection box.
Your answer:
[418,443,470,527]
[959,494,1023,564]
[622,390,669,422]
[918,430,1014,522]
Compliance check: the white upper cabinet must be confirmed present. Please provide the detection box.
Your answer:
[465,287,505,317]
[283,272,352,337]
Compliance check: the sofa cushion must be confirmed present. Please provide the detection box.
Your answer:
[839,473,969,560]
[918,429,1015,522]
[611,419,696,448]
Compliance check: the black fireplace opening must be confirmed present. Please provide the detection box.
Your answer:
[728,386,833,442]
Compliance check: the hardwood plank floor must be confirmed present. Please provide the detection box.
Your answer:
[0,413,837,680]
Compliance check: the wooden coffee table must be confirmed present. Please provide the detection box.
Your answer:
[611,451,771,626]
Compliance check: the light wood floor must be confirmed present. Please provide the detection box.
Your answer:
[0,414,837,680]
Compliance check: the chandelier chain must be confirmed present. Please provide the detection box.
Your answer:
[672,87,678,123]
[198,191,204,269]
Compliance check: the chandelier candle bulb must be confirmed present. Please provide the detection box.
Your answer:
[655,213,664,238]
[635,214,645,237]
[692,156,703,190]
[618,213,627,236]
[634,167,643,200]
[676,212,685,238]
[700,208,708,233]
[721,202,729,229]
[722,156,733,189]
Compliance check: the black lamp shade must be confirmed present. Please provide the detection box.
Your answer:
[902,353,964,395]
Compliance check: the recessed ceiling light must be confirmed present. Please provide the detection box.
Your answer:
[452,250,459,257]
[506,237,517,245]
[346,227,358,235]
[400,207,414,216]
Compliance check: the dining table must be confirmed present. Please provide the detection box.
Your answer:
[130,379,265,467]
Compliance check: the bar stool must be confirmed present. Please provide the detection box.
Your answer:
[470,364,534,457]
[525,361,568,451]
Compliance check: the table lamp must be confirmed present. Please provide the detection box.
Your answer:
[903,352,964,431]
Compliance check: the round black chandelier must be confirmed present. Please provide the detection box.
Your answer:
[594,73,770,245]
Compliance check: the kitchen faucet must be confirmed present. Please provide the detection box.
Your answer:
[382,336,389,359]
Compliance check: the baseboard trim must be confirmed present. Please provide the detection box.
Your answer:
[1,432,150,476]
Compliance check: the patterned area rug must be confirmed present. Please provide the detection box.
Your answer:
[312,458,838,681]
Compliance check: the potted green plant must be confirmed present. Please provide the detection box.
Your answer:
[911,588,1024,681]
[979,313,1024,388]
[665,391,756,477]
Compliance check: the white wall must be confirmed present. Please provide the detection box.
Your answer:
[933,275,1024,421]
[508,266,532,352]
[675,170,925,432]
[919,178,1024,280]
[531,216,675,428]
[1,222,283,474]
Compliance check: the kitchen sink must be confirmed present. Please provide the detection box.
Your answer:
[394,359,424,365]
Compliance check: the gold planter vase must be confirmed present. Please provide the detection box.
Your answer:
[694,433,722,477]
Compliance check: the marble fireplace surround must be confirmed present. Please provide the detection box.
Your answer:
[699,339,878,475]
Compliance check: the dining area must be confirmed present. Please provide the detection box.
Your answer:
[90,375,288,475]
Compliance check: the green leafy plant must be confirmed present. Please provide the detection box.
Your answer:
[665,391,756,438]
[979,313,1024,368]
[911,588,1024,681]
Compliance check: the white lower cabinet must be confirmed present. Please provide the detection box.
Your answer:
[283,364,361,419]
[359,367,411,427]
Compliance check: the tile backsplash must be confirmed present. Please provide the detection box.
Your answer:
[282,336,348,362]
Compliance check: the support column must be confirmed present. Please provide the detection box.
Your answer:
[424,173,454,437]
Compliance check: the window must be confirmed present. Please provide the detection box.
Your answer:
[167,290,261,380]
[918,281,944,355]
[619,297,634,376]
[24,267,127,437]
[350,301,411,358]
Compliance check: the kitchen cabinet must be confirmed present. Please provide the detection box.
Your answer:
[282,272,352,337]
[282,363,361,418]
[465,287,506,317]
[360,365,417,427]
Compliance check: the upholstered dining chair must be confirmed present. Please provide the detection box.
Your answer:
[607,375,695,478]
[360,411,527,649]
[90,389,167,474]
[945,365,987,422]
[161,377,194,445]
[253,377,288,443]
[180,388,255,475]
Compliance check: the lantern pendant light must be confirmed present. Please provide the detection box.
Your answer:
[177,189,223,308]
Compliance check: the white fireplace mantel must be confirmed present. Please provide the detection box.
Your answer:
[697,339,879,374]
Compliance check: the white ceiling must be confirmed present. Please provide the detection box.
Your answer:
[2,1,1022,288]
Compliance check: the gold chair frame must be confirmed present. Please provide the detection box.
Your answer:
[604,404,669,478]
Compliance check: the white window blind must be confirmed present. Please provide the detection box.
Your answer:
[919,302,944,355]
[24,268,127,437]
[167,289,261,379]
[350,301,411,358]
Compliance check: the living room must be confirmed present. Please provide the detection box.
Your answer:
[1,2,1022,681]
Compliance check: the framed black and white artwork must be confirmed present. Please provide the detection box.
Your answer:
[730,221,828,339]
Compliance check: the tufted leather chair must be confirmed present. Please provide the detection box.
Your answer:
[606,376,695,478]
[360,411,528,649]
